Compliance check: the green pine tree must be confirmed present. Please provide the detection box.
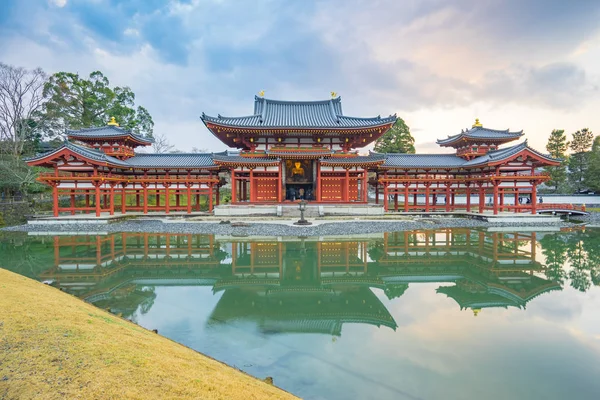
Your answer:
[585,136,600,192]
[374,118,415,154]
[568,128,594,193]
[545,129,569,192]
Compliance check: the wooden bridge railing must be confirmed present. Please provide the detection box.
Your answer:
[536,203,587,212]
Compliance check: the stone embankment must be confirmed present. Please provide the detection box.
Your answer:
[2,215,580,236]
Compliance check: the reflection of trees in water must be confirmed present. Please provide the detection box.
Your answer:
[541,234,569,286]
[540,230,600,292]
[0,232,55,278]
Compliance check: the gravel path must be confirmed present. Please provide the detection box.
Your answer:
[2,215,582,236]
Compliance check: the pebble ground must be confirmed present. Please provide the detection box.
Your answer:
[2,215,584,236]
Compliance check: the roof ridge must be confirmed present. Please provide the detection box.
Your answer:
[257,97,342,105]
[471,126,523,134]
[131,152,213,156]
[204,113,260,120]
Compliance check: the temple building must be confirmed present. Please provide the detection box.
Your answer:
[26,95,560,216]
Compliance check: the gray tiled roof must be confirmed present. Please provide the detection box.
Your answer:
[437,126,523,145]
[463,141,558,166]
[25,141,130,167]
[126,153,217,168]
[381,142,559,169]
[212,155,279,165]
[321,153,386,165]
[202,96,397,129]
[67,126,154,145]
[382,153,466,168]
[26,142,217,169]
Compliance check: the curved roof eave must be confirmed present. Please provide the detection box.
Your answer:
[66,126,154,145]
[201,116,397,131]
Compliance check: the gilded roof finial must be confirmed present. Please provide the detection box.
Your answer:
[258,90,265,97]
[107,116,119,127]
[331,91,338,98]
[473,308,481,317]
[472,118,482,128]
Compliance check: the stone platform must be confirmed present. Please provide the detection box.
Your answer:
[390,211,561,223]
[213,204,385,217]
[27,211,209,225]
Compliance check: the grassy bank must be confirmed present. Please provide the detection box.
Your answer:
[0,269,297,400]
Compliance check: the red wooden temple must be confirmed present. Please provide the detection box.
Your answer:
[26,96,560,216]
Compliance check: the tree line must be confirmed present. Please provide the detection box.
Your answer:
[544,128,599,193]
[0,62,157,197]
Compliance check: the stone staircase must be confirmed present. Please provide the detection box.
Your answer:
[279,205,320,218]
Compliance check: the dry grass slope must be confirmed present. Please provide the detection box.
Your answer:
[0,269,298,400]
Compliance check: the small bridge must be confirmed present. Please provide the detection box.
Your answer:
[536,203,589,216]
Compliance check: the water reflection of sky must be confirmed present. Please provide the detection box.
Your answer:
[2,228,600,399]
[130,283,600,400]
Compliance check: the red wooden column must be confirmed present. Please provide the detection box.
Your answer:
[362,170,368,203]
[216,186,220,205]
[425,184,430,212]
[186,184,192,214]
[109,184,115,215]
[52,183,59,217]
[136,191,140,208]
[465,185,471,212]
[383,183,389,211]
[316,163,322,202]
[121,185,126,214]
[95,183,101,217]
[70,191,75,215]
[445,184,450,212]
[531,182,537,214]
[394,193,398,211]
[492,182,499,215]
[85,194,90,214]
[404,184,409,212]
[143,184,148,214]
[514,190,519,212]
[208,184,214,211]
[249,168,255,202]
[345,168,350,202]
[499,190,504,212]
[478,184,484,213]
[231,170,236,203]
[279,162,284,202]
[164,184,170,214]
[375,172,379,204]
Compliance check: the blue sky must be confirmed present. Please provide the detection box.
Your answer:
[1,0,599,152]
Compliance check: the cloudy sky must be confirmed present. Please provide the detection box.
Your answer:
[1,0,599,153]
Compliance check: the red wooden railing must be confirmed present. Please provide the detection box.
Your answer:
[536,203,587,212]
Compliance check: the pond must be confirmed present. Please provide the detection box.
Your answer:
[1,228,599,400]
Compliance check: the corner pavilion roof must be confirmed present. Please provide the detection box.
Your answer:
[25,141,131,168]
[25,141,218,169]
[379,141,560,169]
[67,125,154,145]
[437,124,523,147]
[201,96,397,130]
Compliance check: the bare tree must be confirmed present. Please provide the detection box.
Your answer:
[0,63,47,157]
[151,133,174,153]
[191,147,208,153]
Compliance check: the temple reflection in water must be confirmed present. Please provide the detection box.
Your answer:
[13,228,564,336]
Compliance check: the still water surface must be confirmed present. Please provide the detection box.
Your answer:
[1,228,600,400]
